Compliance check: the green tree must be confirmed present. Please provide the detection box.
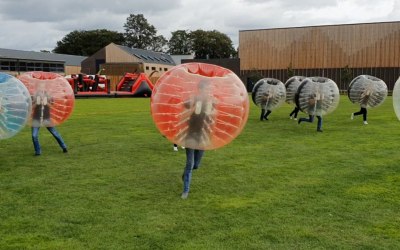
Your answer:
[167,30,192,55]
[190,29,236,59]
[53,29,124,56]
[287,63,295,78]
[123,14,167,51]
[341,65,353,90]
[151,35,168,52]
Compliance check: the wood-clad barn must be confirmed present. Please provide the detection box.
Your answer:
[239,21,400,91]
[81,43,176,88]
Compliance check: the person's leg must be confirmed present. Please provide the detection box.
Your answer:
[316,116,323,132]
[263,110,272,120]
[293,107,300,119]
[362,108,367,122]
[46,127,67,152]
[193,150,205,169]
[260,109,265,121]
[289,108,295,118]
[298,115,313,124]
[182,148,195,197]
[353,108,363,117]
[32,127,41,155]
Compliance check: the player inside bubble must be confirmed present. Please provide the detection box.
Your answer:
[18,71,75,127]
[348,75,387,125]
[174,79,216,149]
[296,77,340,132]
[0,73,32,140]
[252,78,286,121]
[151,63,249,150]
[285,76,306,120]
[18,72,74,155]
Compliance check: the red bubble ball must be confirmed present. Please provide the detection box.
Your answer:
[151,63,249,150]
[18,71,75,127]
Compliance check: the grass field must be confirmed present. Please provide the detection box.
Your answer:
[1,95,400,249]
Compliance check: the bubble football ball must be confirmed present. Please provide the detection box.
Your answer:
[251,78,286,111]
[285,76,306,104]
[392,77,400,120]
[0,73,32,139]
[348,75,387,108]
[18,71,75,127]
[295,77,340,116]
[151,63,249,150]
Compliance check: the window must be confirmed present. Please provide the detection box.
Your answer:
[43,63,50,72]
[0,61,9,70]
[19,62,26,71]
[151,67,156,70]
[27,62,35,71]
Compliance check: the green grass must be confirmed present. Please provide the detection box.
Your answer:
[1,96,400,249]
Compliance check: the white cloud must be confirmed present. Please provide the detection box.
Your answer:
[0,0,398,52]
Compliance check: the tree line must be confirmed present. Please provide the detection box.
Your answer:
[52,14,237,59]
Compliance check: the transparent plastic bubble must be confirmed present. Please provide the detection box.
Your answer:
[348,75,387,108]
[285,76,306,104]
[392,77,400,120]
[18,72,75,127]
[151,63,249,150]
[251,78,286,110]
[295,77,340,116]
[0,73,32,139]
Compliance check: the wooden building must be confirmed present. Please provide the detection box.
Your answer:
[0,48,86,76]
[81,43,176,88]
[239,21,400,91]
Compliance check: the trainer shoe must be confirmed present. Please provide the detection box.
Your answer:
[63,148,68,153]
[173,146,178,151]
[363,121,368,125]
[181,192,189,199]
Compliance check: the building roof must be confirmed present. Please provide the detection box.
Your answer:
[239,20,400,33]
[116,45,176,66]
[170,54,195,65]
[0,48,87,66]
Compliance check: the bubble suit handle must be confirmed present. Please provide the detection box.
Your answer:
[151,63,249,150]
[0,73,32,139]
[18,71,75,127]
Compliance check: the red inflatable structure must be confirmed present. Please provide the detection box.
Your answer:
[66,74,110,95]
[66,73,154,98]
[116,73,154,97]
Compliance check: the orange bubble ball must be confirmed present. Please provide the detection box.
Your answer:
[151,63,249,150]
[18,71,75,127]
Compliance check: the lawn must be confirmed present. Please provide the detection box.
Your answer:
[0,96,399,249]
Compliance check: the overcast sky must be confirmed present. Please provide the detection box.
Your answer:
[0,0,398,53]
